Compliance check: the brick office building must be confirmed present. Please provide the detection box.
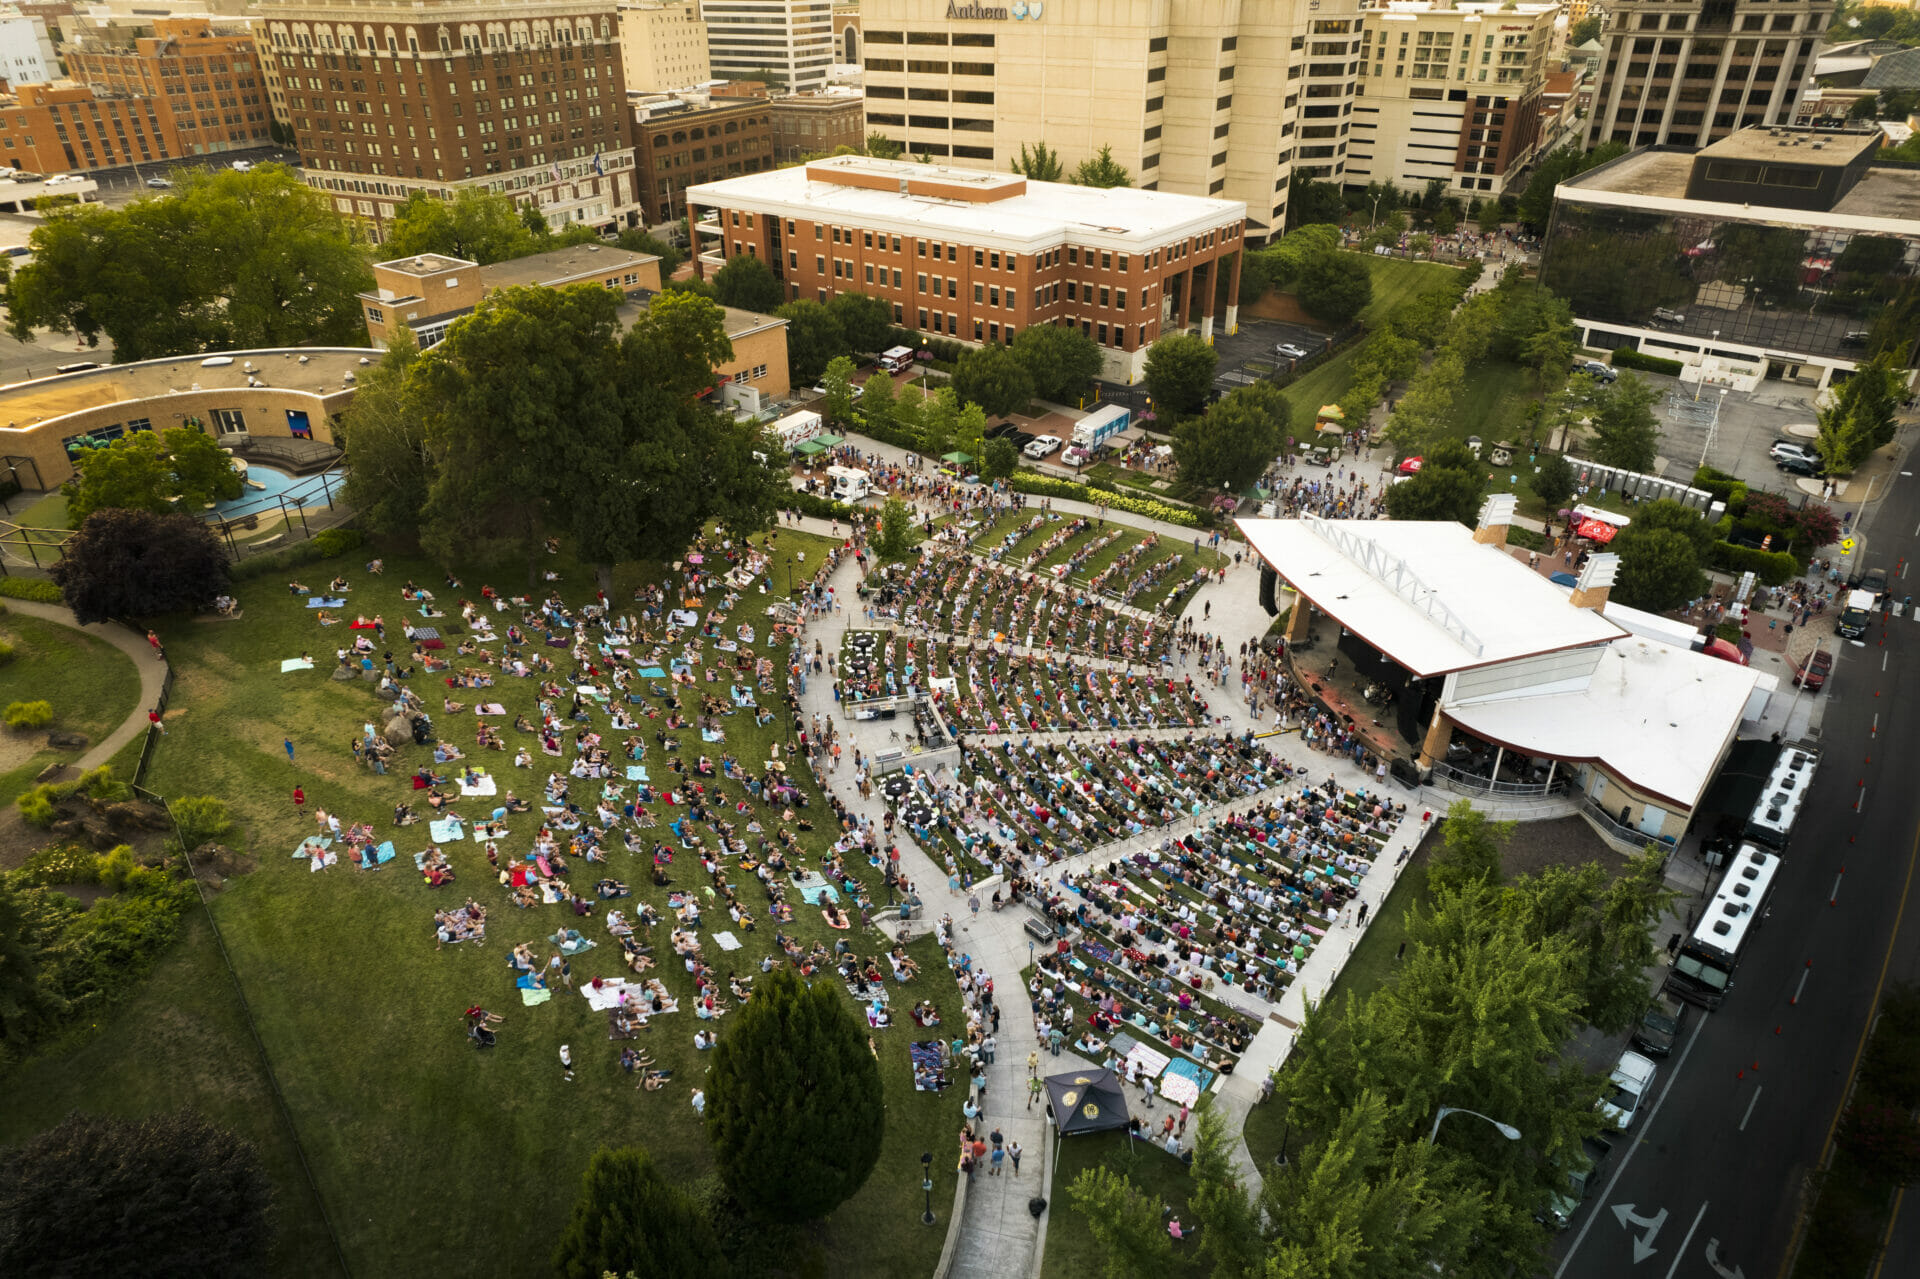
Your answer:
[632,93,773,225]
[251,0,639,239]
[767,89,863,162]
[60,16,274,158]
[687,153,1245,381]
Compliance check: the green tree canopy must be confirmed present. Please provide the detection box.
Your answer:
[63,427,243,526]
[617,227,687,277]
[1385,350,1467,458]
[385,188,538,264]
[1174,382,1289,491]
[711,253,784,312]
[1072,144,1132,188]
[1531,451,1577,512]
[858,359,898,429]
[981,435,1019,482]
[1294,250,1374,326]
[1065,1165,1171,1279]
[705,966,884,1222]
[1426,798,1511,896]
[827,290,891,355]
[1587,371,1662,472]
[1012,323,1104,403]
[1385,437,1483,526]
[7,165,371,361]
[866,131,904,159]
[1570,14,1603,43]
[820,355,858,425]
[774,298,847,385]
[552,1146,726,1279]
[950,344,1035,418]
[1144,333,1218,421]
[1817,353,1907,472]
[1611,525,1705,614]
[1011,141,1064,181]
[1287,172,1346,230]
[0,1109,269,1278]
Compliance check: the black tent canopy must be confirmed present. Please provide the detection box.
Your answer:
[1044,1068,1132,1136]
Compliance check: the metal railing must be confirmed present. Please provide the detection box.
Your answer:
[1429,761,1573,799]
[1576,793,1674,856]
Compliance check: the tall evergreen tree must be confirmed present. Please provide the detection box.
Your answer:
[552,1147,726,1279]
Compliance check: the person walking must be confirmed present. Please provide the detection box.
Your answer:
[1009,1140,1023,1176]
[558,1043,574,1081]
[284,737,296,767]
[1027,1075,1044,1110]
[968,891,981,919]
[148,707,166,735]
[292,785,305,813]
[1027,1049,1039,1078]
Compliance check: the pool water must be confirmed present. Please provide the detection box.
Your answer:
[211,464,344,518]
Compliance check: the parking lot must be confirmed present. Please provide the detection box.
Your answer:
[1619,372,1823,501]
[1215,316,1334,382]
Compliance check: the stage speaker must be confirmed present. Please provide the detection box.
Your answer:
[1258,564,1278,616]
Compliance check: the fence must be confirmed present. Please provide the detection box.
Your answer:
[1576,793,1674,857]
[1429,761,1573,800]
[131,662,175,789]
[208,467,350,559]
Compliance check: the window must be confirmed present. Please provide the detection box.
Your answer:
[1147,65,1166,82]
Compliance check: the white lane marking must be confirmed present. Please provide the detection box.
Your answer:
[1739,1087,1763,1132]
[1664,1202,1710,1279]
[1794,968,1810,1004]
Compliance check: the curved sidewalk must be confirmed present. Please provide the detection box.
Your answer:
[1,596,166,772]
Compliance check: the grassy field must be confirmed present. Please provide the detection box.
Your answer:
[0,610,143,808]
[1041,1123,1212,1279]
[1445,360,1540,449]
[4,531,973,1277]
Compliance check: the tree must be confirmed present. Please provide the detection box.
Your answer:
[52,509,229,624]
[1188,1107,1262,1279]
[1144,333,1218,421]
[1385,350,1467,458]
[1011,141,1064,182]
[0,1109,269,1278]
[0,875,62,1059]
[866,131,904,159]
[859,360,897,430]
[62,431,176,524]
[1294,250,1374,326]
[1611,526,1704,614]
[1065,1166,1171,1279]
[1287,172,1347,231]
[1174,382,1289,491]
[704,966,884,1222]
[1260,1090,1480,1279]
[878,496,912,559]
[338,339,435,539]
[1475,198,1504,234]
[1385,437,1482,526]
[1409,232,1433,259]
[552,1146,726,1279]
[162,427,245,511]
[1427,798,1511,896]
[774,299,847,385]
[981,436,1019,482]
[385,188,538,264]
[7,165,372,361]
[1817,354,1906,472]
[1012,323,1104,403]
[617,228,687,278]
[1628,498,1715,560]
[628,289,735,401]
[950,344,1035,418]
[1570,14,1603,43]
[1531,451,1577,513]
[1587,372,1661,472]
[1073,144,1132,189]
[711,253,783,312]
[1434,205,1459,236]
[827,291,891,355]
[820,355,858,425]
[917,386,960,461]
[1504,848,1675,1035]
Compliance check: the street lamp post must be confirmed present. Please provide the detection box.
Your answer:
[920,1151,936,1226]
[1426,1105,1524,1146]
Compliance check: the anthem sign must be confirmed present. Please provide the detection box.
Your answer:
[946,0,1043,18]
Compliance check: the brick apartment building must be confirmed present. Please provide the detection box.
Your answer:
[57,16,274,159]
[767,89,863,163]
[632,93,772,225]
[687,153,1245,380]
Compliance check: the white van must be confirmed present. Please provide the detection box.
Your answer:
[1837,588,1876,640]
[827,466,872,502]
[878,345,915,374]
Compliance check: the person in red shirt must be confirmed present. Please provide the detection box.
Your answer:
[293,786,305,812]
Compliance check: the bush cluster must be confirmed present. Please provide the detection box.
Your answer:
[1008,472,1201,527]
[1611,346,1685,376]
[5,699,53,730]
[227,526,364,582]
[1708,540,1803,586]
[0,640,12,666]
[16,764,129,829]
[0,577,62,603]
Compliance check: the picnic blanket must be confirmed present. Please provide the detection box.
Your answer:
[1157,1057,1212,1106]
[305,597,347,608]
[475,703,507,716]
[520,987,553,1006]
[794,872,839,905]
[355,841,397,870]
[1124,1042,1171,1082]
[625,766,649,781]
[549,929,596,955]
[412,625,441,640]
[459,773,497,797]
[291,836,333,859]
[429,818,466,843]
[583,980,637,1012]
[712,930,742,951]
[637,666,668,678]
[280,657,314,672]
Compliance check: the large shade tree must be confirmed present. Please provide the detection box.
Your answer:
[1143,333,1218,422]
[62,427,243,526]
[552,1146,726,1279]
[1174,381,1289,491]
[51,508,229,624]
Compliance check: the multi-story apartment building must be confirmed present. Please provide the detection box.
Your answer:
[61,16,274,156]
[687,152,1246,379]
[856,0,1368,244]
[618,1,710,92]
[767,88,862,161]
[251,0,639,239]
[699,0,833,92]
[632,91,773,224]
[1347,1,1557,198]
[1582,0,1836,150]
[0,9,58,88]
[0,81,173,172]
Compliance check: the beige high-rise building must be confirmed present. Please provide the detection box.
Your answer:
[1347,1,1558,199]
[859,0,1369,243]
[1583,0,1837,150]
[619,1,710,91]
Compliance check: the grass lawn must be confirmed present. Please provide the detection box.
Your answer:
[1444,360,1539,449]
[0,610,143,809]
[1041,1124,1211,1279]
[6,530,972,1277]
[9,488,69,531]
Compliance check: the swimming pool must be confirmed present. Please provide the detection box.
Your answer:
[211,464,344,519]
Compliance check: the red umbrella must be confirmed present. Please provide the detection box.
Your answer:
[1397,456,1423,475]
[1574,517,1617,544]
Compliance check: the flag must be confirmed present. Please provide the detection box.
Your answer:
[550,162,560,182]
[592,151,604,177]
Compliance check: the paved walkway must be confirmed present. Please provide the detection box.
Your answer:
[2,596,166,772]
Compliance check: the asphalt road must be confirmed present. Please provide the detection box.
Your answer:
[1553,458,1920,1279]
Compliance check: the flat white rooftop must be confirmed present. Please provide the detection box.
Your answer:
[1445,633,1772,812]
[686,155,1245,251]
[1237,517,1625,677]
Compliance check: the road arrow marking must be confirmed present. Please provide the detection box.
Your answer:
[1612,1203,1668,1263]
[1705,1237,1745,1279]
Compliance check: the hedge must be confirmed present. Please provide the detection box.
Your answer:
[1691,466,1747,510]
[789,491,858,523]
[228,527,364,581]
[1612,346,1685,376]
[1709,540,1802,586]
[5,699,53,730]
[0,577,62,603]
[1008,472,1200,527]
[1506,525,1549,552]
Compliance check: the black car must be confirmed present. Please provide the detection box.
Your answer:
[1631,993,1688,1057]
[984,421,1021,441]
[1009,430,1038,451]
[1776,453,1821,477]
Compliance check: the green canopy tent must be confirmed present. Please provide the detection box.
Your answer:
[814,433,845,447]
[792,439,828,457]
[940,451,974,464]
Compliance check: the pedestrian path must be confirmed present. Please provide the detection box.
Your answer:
[1,597,167,772]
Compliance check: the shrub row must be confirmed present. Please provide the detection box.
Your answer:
[0,577,62,603]
[227,526,364,581]
[787,491,858,523]
[18,764,129,829]
[1008,472,1201,527]
[1612,346,1685,376]
[1505,525,1549,552]
[1708,540,1802,587]
[5,699,53,730]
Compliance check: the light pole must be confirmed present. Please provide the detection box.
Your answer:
[1427,1105,1523,1146]
[920,1151,936,1226]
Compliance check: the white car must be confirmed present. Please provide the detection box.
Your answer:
[1599,1049,1657,1130]
[1275,342,1310,359]
[1024,435,1061,459]
[810,382,862,400]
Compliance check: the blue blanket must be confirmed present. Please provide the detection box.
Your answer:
[305,597,347,608]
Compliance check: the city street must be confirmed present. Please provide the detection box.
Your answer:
[1553,455,1920,1279]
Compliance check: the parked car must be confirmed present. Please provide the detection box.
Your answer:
[984,421,1021,441]
[1600,1049,1658,1130]
[1777,453,1822,477]
[41,173,79,186]
[145,176,173,189]
[1858,567,1889,597]
[1305,445,1336,468]
[230,160,253,172]
[1631,994,1689,1057]
[1791,647,1834,692]
[1009,430,1038,452]
[1770,440,1819,465]
[1023,434,1061,459]
[1275,342,1310,359]
[1572,359,1617,383]
[1652,307,1687,325]
[1545,1135,1615,1229]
